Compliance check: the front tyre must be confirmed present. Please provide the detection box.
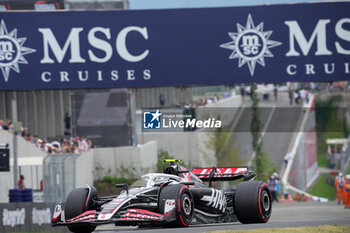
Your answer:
[178,190,194,226]
[234,181,272,224]
[159,184,194,227]
[65,187,97,233]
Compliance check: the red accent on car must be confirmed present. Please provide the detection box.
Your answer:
[177,198,181,212]
[84,193,89,210]
[66,210,96,222]
[191,167,248,178]
[259,184,267,220]
[181,167,192,182]
[258,187,263,217]
[121,209,164,221]
[164,210,173,216]
[51,213,61,222]
[178,186,185,195]
[128,209,164,217]
[179,215,188,227]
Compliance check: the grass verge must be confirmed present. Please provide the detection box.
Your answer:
[317,151,328,168]
[213,225,350,233]
[308,174,336,200]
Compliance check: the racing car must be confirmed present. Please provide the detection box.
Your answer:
[51,160,272,233]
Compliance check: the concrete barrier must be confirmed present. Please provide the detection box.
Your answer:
[137,132,216,167]
[76,141,158,187]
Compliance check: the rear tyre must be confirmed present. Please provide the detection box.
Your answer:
[234,181,271,224]
[65,188,97,233]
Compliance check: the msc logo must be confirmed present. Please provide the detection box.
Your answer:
[220,14,281,76]
[143,109,162,129]
[238,33,263,57]
[0,38,18,64]
[0,20,36,82]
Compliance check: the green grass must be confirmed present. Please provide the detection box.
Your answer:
[214,225,350,233]
[309,174,336,200]
[317,151,328,168]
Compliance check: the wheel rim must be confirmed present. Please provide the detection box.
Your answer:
[183,195,192,216]
[262,192,270,212]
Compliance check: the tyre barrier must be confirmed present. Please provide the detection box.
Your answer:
[9,189,22,203]
[9,189,33,203]
[22,189,33,202]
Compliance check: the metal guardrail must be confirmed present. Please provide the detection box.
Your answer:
[43,154,79,204]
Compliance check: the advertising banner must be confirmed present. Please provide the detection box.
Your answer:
[0,202,55,232]
[0,2,349,90]
[0,0,63,10]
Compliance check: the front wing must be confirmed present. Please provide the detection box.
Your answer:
[51,205,166,227]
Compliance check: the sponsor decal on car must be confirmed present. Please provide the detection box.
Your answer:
[122,209,164,221]
[200,189,227,212]
[164,199,176,216]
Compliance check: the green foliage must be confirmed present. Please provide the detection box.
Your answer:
[250,91,261,152]
[117,165,137,180]
[250,88,274,182]
[317,151,328,167]
[102,176,134,185]
[254,148,277,182]
[315,95,344,134]
[205,127,243,167]
[93,165,138,196]
[309,174,336,200]
[315,95,348,167]
[94,175,137,196]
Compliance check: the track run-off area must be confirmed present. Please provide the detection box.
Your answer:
[94,201,350,233]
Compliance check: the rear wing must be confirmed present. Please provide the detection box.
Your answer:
[191,167,253,182]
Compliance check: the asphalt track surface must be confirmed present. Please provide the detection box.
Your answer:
[94,202,350,232]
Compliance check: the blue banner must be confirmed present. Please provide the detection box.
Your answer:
[0,2,349,90]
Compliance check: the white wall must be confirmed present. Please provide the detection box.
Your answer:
[75,150,95,188]
[0,130,46,203]
[137,132,216,167]
[75,141,158,187]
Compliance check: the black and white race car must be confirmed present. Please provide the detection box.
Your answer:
[52,160,272,233]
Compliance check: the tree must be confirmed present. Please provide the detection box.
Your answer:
[204,127,243,167]
[250,89,275,182]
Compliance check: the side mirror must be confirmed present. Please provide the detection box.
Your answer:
[115,183,129,195]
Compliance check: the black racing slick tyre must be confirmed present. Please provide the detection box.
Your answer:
[234,181,272,224]
[65,188,97,233]
[159,184,194,227]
